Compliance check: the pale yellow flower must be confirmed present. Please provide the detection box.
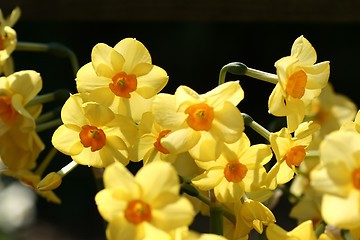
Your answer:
[269,36,330,132]
[266,220,317,240]
[52,93,137,168]
[266,121,319,189]
[152,81,244,162]
[95,161,194,240]
[76,38,168,122]
[192,134,272,202]
[310,130,360,229]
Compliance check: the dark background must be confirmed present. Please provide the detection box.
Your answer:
[1,0,360,239]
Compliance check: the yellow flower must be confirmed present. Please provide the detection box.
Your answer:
[233,199,275,238]
[266,121,319,189]
[95,161,194,240]
[76,38,168,122]
[310,130,360,229]
[192,134,272,202]
[2,169,61,204]
[268,36,330,132]
[169,227,229,240]
[0,7,20,70]
[152,81,244,161]
[266,220,317,240]
[52,93,137,168]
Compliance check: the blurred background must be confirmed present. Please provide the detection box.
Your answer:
[1,0,360,239]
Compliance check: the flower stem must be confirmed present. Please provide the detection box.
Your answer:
[245,67,278,84]
[34,147,58,176]
[57,161,78,177]
[26,89,70,107]
[35,107,61,125]
[314,220,326,238]
[342,229,355,240]
[242,113,271,141]
[36,118,62,132]
[209,189,223,235]
[16,41,79,76]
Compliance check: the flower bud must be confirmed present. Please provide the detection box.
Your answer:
[37,172,62,191]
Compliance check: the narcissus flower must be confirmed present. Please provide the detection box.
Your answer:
[266,220,317,240]
[268,36,330,132]
[310,130,360,229]
[76,38,168,122]
[266,121,319,189]
[95,161,194,240]
[0,7,20,74]
[152,81,244,161]
[192,134,272,202]
[52,94,137,168]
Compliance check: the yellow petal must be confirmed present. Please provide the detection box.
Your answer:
[8,70,42,104]
[52,125,83,156]
[60,94,88,127]
[289,220,317,240]
[92,43,122,78]
[290,36,317,65]
[83,102,115,127]
[202,81,244,109]
[99,137,129,167]
[136,65,168,99]
[303,61,330,89]
[76,62,110,93]
[286,98,305,133]
[191,168,224,191]
[268,84,287,116]
[161,128,201,154]
[188,131,223,161]
[214,177,245,202]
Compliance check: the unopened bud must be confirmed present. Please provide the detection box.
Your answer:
[37,172,62,191]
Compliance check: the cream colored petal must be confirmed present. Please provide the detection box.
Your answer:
[303,61,330,89]
[212,102,244,143]
[99,138,129,167]
[136,162,180,207]
[276,161,294,185]
[175,86,202,111]
[152,197,194,231]
[289,220,317,240]
[172,152,200,177]
[105,217,139,240]
[136,65,168,99]
[266,223,289,240]
[12,94,34,120]
[275,56,298,88]
[189,132,223,161]
[125,92,154,122]
[113,38,152,73]
[83,87,121,115]
[214,177,245,202]
[91,43,121,78]
[242,168,267,192]
[322,190,360,229]
[131,62,153,77]
[290,36,317,65]
[269,130,292,161]
[72,148,105,168]
[161,128,201,154]
[60,94,88,127]
[153,93,187,129]
[76,62,111,93]
[268,84,287,116]
[8,70,42,104]
[95,189,128,222]
[286,98,305,133]
[195,159,224,171]
[294,121,320,140]
[241,144,272,167]
[129,134,156,162]
[142,222,172,240]
[52,125,83,156]
[103,161,140,193]
[202,81,244,109]
[191,168,224,191]
[82,102,115,127]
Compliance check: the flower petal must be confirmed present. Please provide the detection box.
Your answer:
[76,62,110,93]
[52,125,83,156]
[290,36,317,65]
[8,70,42,104]
[203,81,244,109]
[136,65,168,99]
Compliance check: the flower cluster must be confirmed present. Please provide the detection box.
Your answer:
[1,6,360,240]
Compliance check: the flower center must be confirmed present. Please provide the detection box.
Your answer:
[286,70,307,99]
[352,168,360,190]
[0,96,17,125]
[79,125,106,152]
[285,145,307,169]
[124,200,152,224]
[224,161,248,183]
[109,72,137,98]
[185,103,214,131]
[153,130,171,154]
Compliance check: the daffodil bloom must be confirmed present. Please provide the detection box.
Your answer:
[2,169,61,204]
[0,7,20,75]
[192,134,272,202]
[0,70,43,135]
[310,130,360,229]
[266,220,317,240]
[268,36,330,133]
[169,227,229,240]
[266,121,319,189]
[233,199,275,239]
[95,161,194,240]
[76,38,168,122]
[52,94,137,168]
[152,81,244,162]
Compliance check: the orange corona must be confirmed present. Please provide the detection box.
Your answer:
[185,102,214,131]
[285,145,307,169]
[224,161,248,183]
[79,125,106,152]
[124,200,152,224]
[109,72,137,98]
[153,130,171,154]
[286,70,307,99]
[0,96,18,125]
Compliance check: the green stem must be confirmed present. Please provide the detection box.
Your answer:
[209,189,223,235]
[342,229,355,240]
[34,147,58,176]
[245,67,278,84]
[16,41,79,76]
[35,107,61,125]
[92,168,105,192]
[26,89,70,108]
[36,118,62,132]
[242,113,271,141]
[314,220,326,238]
[57,161,78,177]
